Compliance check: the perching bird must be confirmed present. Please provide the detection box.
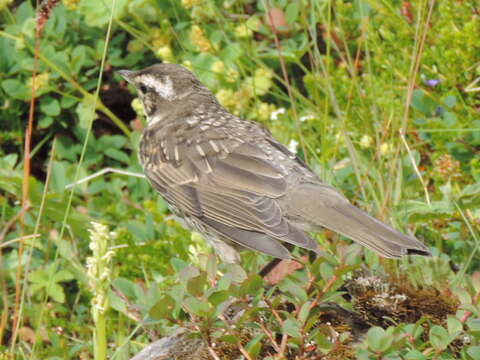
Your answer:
[117,64,430,264]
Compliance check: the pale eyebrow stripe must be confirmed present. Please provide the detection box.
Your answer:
[138,74,177,100]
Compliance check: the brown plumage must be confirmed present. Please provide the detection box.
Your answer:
[118,64,430,263]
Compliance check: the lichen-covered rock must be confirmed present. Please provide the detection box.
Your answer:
[130,329,209,360]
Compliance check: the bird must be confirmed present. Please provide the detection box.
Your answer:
[117,63,431,265]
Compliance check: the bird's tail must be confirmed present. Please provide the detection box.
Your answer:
[286,183,431,258]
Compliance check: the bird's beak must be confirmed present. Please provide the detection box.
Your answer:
[117,69,136,84]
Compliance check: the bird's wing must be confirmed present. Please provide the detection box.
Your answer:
[141,133,319,258]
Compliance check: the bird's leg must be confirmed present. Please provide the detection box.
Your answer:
[258,247,319,279]
[258,257,283,278]
[258,243,296,278]
[308,249,318,263]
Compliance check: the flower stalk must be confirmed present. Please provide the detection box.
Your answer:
[87,222,116,360]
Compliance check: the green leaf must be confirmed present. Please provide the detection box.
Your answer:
[98,135,127,149]
[218,335,237,344]
[298,301,311,324]
[404,350,427,360]
[48,283,66,303]
[71,45,91,74]
[38,116,54,129]
[149,295,176,319]
[216,273,232,291]
[224,264,247,284]
[285,3,299,24]
[78,0,129,27]
[411,89,436,115]
[447,315,463,336]
[28,263,72,303]
[187,274,207,297]
[108,288,126,313]
[206,254,217,283]
[104,148,130,164]
[61,96,77,109]
[40,97,61,116]
[50,161,68,194]
[467,346,480,359]
[208,290,229,307]
[87,180,107,195]
[112,277,138,300]
[245,334,264,358]
[75,100,97,129]
[279,278,308,303]
[354,0,372,18]
[443,95,457,108]
[171,258,189,273]
[237,274,263,297]
[282,318,302,338]
[178,266,200,284]
[125,221,148,242]
[53,270,74,283]
[460,183,480,198]
[467,318,480,331]
[183,297,210,316]
[429,325,450,351]
[311,329,333,352]
[366,326,392,352]
[402,199,453,217]
[2,79,29,100]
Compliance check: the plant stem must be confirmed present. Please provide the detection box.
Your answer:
[95,311,107,360]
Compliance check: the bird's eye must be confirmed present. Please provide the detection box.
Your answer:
[139,84,148,94]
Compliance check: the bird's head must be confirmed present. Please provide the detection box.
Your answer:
[117,63,210,119]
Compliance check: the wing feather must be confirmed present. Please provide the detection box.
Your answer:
[141,132,320,256]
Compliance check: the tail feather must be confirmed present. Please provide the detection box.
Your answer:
[287,183,430,259]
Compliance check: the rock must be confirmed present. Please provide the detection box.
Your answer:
[130,328,209,360]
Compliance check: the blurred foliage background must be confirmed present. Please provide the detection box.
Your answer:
[0,0,479,359]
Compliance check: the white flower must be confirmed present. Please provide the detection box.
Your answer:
[299,114,315,122]
[102,250,116,262]
[155,46,174,62]
[100,269,111,281]
[359,134,373,149]
[270,107,285,121]
[379,142,393,155]
[288,139,298,153]
[89,241,98,252]
[333,158,350,171]
[211,60,225,74]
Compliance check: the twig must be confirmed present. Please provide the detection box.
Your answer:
[464,76,480,92]
[0,234,40,249]
[206,345,222,360]
[277,332,289,358]
[258,321,282,353]
[263,298,289,358]
[65,167,145,189]
[310,272,339,310]
[264,298,284,325]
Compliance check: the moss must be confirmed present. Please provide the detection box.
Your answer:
[346,271,458,328]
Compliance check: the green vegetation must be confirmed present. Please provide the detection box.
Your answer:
[0,0,479,358]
